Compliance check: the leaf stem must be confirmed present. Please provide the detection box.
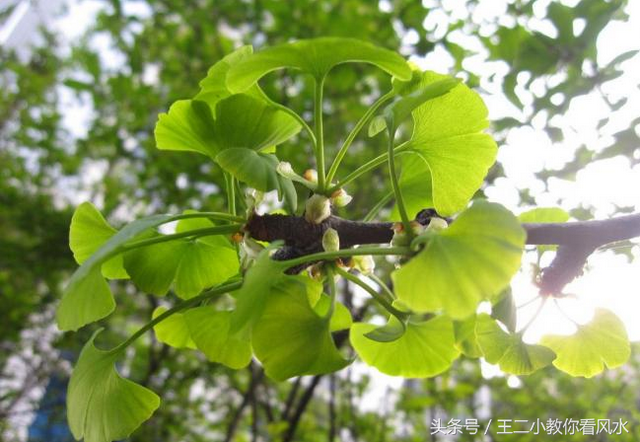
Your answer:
[363,191,394,222]
[121,224,243,252]
[367,273,396,302]
[314,76,327,192]
[325,265,337,321]
[518,296,548,334]
[170,211,245,224]
[266,98,317,146]
[325,91,395,186]
[225,173,237,216]
[326,142,410,194]
[386,134,411,234]
[110,280,243,354]
[335,267,408,320]
[281,246,410,268]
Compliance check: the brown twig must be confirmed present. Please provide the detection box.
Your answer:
[245,211,640,294]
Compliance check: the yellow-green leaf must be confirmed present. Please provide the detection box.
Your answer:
[393,201,525,319]
[541,308,630,378]
[67,330,160,442]
[351,315,459,377]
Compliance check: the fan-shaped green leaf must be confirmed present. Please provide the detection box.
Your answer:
[518,207,570,223]
[541,308,630,378]
[476,314,555,375]
[351,315,458,377]
[226,37,411,91]
[492,288,517,333]
[152,306,196,349]
[216,148,297,209]
[155,94,300,158]
[184,307,252,369]
[155,99,218,156]
[453,316,482,358]
[124,217,238,299]
[67,330,160,442]
[398,71,497,216]
[57,213,172,331]
[382,77,460,135]
[213,94,301,151]
[229,247,289,335]
[195,46,266,108]
[363,315,407,343]
[69,202,128,279]
[392,201,525,319]
[390,152,433,220]
[252,277,350,380]
[312,294,353,332]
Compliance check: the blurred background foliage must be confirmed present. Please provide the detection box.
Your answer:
[1,0,639,440]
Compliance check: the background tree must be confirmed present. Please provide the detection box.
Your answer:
[1,0,638,441]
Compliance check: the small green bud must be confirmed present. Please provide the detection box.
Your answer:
[276,161,296,179]
[353,254,375,275]
[428,217,448,231]
[305,194,331,224]
[322,228,340,252]
[330,188,352,207]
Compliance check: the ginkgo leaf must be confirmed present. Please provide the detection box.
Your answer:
[390,153,433,220]
[392,201,525,319]
[398,71,497,216]
[155,94,300,158]
[453,316,482,358]
[67,330,160,442]
[216,148,297,205]
[541,308,630,378]
[57,212,172,331]
[195,45,266,108]
[312,294,353,332]
[476,314,555,375]
[382,77,460,135]
[351,315,459,377]
[518,207,570,223]
[155,99,218,156]
[226,37,411,91]
[213,94,301,151]
[492,288,517,333]
[229,246,289,335]
[252,277,350,380]
[69,202,128,279]
[363,315,407,343]
[152,306,196,349]
[124,217,238,299]
[184,307,252,369]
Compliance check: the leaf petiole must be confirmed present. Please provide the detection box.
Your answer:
[314,75,327,192]
[281,246,410,268]
[326,141,411,194]
[110,280,243,354]
[335,266,409,321]
[325,90,395,186]
[121,224,243,252]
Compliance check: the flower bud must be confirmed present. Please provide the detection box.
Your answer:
[276,161,296,179]
[427,217,449,231]
[308,263,325,280]
[303,169,318,183]
[322,228,340,252]
[305,194,331,224]
[353,254,375,275]
[239,235,263,271]
[330,188,352,208]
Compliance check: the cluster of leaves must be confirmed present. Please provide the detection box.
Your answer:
[56,37,633,442]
